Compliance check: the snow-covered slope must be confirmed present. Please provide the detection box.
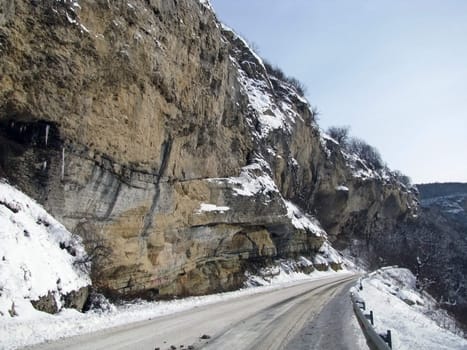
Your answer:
[0,180,90,319]
[352,267,467,350]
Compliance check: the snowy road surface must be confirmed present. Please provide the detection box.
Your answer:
[27,274,359,350]
[285,279,368,350]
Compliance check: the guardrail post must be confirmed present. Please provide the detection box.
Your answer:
[351,285,393,350]
[364,310,374,326]
[355,300,365,310]
[380,330,392,349]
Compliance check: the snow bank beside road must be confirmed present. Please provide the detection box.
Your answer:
[352,267,466,350]
[0,181,90,320]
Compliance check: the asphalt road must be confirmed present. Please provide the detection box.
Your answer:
[285,279,368,350]
[27,273,361,350]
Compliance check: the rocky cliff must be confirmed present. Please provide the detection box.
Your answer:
[0,0,417,299]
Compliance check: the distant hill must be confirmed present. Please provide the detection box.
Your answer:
[375,182,467,329]
[416,183,467,225]
[417,182,467,200]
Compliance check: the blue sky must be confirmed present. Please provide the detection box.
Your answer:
[210,0,467,183]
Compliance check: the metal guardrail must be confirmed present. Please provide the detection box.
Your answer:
[351,292,392,349]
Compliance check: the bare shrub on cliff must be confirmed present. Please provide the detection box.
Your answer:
[264,60,286,81]
[310,106,320,122]
[393,170,412,187]
[327,126,350,145]
[263,60,307,96]
[74,236,113,282]
[287,77,307,96]
[347,137,384,170]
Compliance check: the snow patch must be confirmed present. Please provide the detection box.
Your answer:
[236,66,291,136]
[223,31,305,138]
[315,241,343,266]
[221,24,267,74]
[245,258,348,287]
[0,181,90,320]
[353,267,466,350]
[223,162,279,197]
[284,200,325,236]
[198,0,214,12]
[197,203,230,213]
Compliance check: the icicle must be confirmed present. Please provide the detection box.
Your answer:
[61,147,65,180]
[45,125,50,146]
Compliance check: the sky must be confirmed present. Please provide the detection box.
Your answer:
[210,0,467,184]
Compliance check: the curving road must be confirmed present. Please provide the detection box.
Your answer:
[27,273,361,350]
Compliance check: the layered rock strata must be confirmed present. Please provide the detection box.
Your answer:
[0,0,416,298]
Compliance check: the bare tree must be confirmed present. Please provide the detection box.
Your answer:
[327,126,350,145]
[310,106,320,121]
[74,236,113,282]
[393,170,412,187]
[347,137,384,169]
[263,59,307,96]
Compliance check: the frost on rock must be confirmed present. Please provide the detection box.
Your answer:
[353,267,467,350]
[284,200,325,237]
[0,181,90,319]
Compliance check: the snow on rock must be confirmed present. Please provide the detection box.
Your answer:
[342,152,379,180]
[352,267,467,350]
[318,132,336,159]
[222,24,307,138]
[0,180,90,319]
[314,241,343,267]
[198,0,214,12]
[335,185,349,192]
[245,257,347,287]
[236,65,292,136]
[51,0,90,34]
[320,132,339,145]
[221,23,268,74]
[197,203,230,213]
[225,162,279,197]
[284,200,325,236]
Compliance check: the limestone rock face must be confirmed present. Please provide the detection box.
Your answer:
[0,0,417,298]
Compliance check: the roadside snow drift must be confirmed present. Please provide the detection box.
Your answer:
[0,180,90,319]
[353,267,467,350]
